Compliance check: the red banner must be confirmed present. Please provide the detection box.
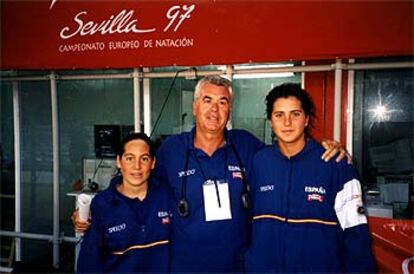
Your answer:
[1,0,413,70]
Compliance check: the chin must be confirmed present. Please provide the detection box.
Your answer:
[279,137,299,144]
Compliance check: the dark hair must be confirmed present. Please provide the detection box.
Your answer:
[117,132,155,157]
[265,83,315,135]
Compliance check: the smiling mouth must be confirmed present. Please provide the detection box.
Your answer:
[207,114,219,120]
[130,173,142,178]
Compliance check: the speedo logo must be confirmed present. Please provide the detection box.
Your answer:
[107,223,126,234]
[178,169,195,178]
[260,184,274,192]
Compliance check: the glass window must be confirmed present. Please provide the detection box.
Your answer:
[1,74,135,266]
[0,80,14,233]
[19,80,53,261]
[58,78,134,236]
[149,66,220,140]
[353,67,413,219]
[232,73,301,144]
[149,64,301,144]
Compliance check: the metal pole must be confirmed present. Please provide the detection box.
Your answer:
[333,59,343,141]
[0,229,80,243]
[50,72,60,268]
[346,59,355,155]
[12,81,21,262]
[143,68,151,136]
[301,61,306,89]
[226,65,234,130]
[133,68,141,133]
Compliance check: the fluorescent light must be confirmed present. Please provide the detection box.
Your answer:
[232,72,294,79]
[234,64,294,70]
[218,63,295,79]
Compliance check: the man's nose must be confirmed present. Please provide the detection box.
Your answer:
[211,101,219,111]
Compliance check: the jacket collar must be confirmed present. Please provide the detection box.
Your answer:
[272,138,318,160]
[187,126,232,151]
[105,175,159,205]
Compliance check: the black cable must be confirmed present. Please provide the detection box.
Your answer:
[91,158,104,183]
[150,68,192,137]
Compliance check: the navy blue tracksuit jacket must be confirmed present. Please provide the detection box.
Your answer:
[77,176,171,273]
[154,128,264,272]
[245,139,376,273]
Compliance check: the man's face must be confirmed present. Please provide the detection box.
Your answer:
[193,83,232,135]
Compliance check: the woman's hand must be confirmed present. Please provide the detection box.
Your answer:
[71,209,91,233]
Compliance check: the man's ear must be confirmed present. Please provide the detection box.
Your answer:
[192,101,197,117]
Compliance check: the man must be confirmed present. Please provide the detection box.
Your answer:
[154,76,264,272]
[152,76,348,272]
[74,75,347,272]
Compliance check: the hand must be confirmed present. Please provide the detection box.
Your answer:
[321,139,352,164]
[71,208,91,233]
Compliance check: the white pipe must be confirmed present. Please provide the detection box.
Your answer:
[0,230,80,243]
[143,68,151,136]
[346,59,355,155]
[133,68,141,132]
[12,81,21,262]
[60,74,131,80]
[301,61,306,89]
[1,62,413,82]
[1,230,54,241]
[5,76,50,81]
[346,61,414,70]
[333,59,343,141]
[50,72,60,268]
[226,65,234,130]
[225,64,233,80]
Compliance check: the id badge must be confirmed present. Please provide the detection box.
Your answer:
[203,179,232,222]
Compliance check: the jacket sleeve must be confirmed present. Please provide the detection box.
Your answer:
[334,163,376,273]
[77,201,104,273]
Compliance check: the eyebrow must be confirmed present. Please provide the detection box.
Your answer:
[123,152,151,157]
[202,95,230,102]
[273,109,303,112]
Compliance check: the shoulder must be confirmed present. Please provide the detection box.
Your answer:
[308,139,349,167]
[229,129,265,150]
[157,131,190,155]
[251,146,278,168]
[149,177,170,194]
[308,140,357,180]
[254,145,273,158]
[89,184,116,211]
[89,191,107,210]
[229,129,260,142]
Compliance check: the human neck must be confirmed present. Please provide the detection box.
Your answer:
[117,182,148,201]
[194,130,226,156]
[278,138,306,159]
